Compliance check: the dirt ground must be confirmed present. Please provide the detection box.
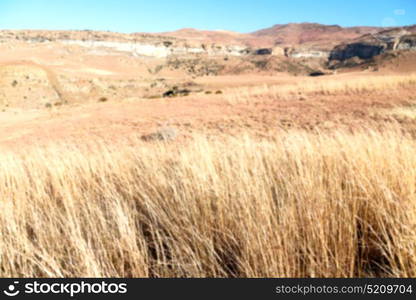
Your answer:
[1,40,415,149]
[1,72,415,149]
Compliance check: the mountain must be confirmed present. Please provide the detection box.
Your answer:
[158,28,274,48]
[160,23,387,50]
[251,23,383,48]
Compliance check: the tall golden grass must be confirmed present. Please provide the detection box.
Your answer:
[224,73,416,104]
[1,126,415,277]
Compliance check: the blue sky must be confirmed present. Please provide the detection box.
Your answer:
[0,0,415,33]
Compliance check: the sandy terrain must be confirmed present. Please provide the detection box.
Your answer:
[0,27,415,149]
[1,71,415,150]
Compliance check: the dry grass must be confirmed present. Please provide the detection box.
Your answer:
[383,105,416,120]
[224,73,416,104]
[1,126,415,278]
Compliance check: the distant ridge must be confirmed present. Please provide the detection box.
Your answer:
[161,22,389,48]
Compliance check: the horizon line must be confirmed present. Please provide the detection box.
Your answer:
[1,21,415,35]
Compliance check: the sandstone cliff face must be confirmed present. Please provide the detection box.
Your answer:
[396,35,416,50]
[62,40,248,58]
[329,42,385,61]
[287,48,329,58]
[328,28,416,67]
[0,30,250,58]
[1,26,414,76]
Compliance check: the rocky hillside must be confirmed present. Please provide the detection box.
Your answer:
[1,23,415,110]
[0,23,414,87]
[2,23,414,63]
[0,30,251,58]
[162,23,389,59]
[328,26,416,69]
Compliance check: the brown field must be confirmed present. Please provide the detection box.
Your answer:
[1,69,416,277]
[1,72,416,147]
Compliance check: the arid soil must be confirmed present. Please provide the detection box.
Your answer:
[1,71,415,149]
[0,25,415,148]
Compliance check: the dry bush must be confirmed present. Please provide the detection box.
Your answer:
[0,127,415,277]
